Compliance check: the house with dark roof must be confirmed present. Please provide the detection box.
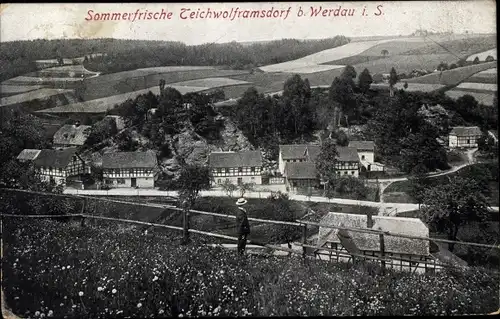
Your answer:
[316,212,440,273]
[278,144,319,175]
[448,126,482,148]
[53,123,92,148]
[209,150,263,186]
[348,141,385,172]
[283,162,319,191]
[101,151,159,188]
[28,148,86,185]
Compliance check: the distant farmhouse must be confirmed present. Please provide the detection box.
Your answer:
[208,150,263,186]
[101,151,159,188]
[53,122,91,149]
[348,141,385,173]
[17,148,87,186]
[315,212,441,273]
[448,126,482,148]
[279,144,360,192]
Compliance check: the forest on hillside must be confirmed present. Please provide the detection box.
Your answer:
[0,36,350,81]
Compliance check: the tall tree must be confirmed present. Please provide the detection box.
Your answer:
[282,74,314,138]
[389,67,399,97]
[177,164,211,209]
[315,138,339,194]
[358,68,373,93]
[421,176,490,252]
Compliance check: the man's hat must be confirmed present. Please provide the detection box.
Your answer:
[236,198,248,206]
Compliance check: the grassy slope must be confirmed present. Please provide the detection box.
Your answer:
[3,219,498,317]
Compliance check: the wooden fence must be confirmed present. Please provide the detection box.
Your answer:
[1,187,500,276]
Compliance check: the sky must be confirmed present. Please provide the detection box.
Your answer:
[0,1,496,44]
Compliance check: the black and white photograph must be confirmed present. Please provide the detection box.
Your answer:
[0,1,498,317]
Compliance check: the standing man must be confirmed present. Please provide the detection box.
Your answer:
[235,197,250,255]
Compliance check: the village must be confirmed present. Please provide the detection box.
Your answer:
[0,2,499,318]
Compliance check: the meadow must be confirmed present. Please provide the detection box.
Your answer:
[3,218,498,318]
[455,82,497,92]
[0,84,46,97]
[370,82,445,93]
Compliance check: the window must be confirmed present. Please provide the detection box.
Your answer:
[251,176,255,180]
[129,169,134,174]
[251,167,255,173]
[225,168,230,173]
[115,169,120,175]
[361,155,365,160]
[145,170,150,174]
[217,168,222,173]
[344,171,348,175]
[217,179,221,184]
[59,168,63,174]
[351,171,355,175]
[117,179,126,184]
[238,167,243,173]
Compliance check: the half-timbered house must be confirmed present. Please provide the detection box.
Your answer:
[209,150,263,186]
[101,151,159,188]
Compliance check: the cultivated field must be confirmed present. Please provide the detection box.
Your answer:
[467,68,498,84]
[444,90,495,106]
[39,77,254,113]
[0,88,74,107]
[259,39,400,72]
[3,76,86,85]
[356,39,436,56]
[81,68,250,101]
[352,53,459,76]
[466,48,497,61]
[455,82,497,92]
[370,82,445,93]
[34,65,99,78]
[405,61,498,85]
[170,77,250,88]
[0,84,46,97]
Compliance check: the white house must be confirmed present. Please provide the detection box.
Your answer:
[101,151,159,188]
[448,126,482,148]
[209,150,263,186]
[348,141,385,172]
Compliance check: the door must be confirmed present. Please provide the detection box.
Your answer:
[131,178,137,187]
[237,178,242,185]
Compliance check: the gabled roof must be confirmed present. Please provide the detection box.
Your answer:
[317,212,429,256]
[284,162,317,179]
[449,126,482,136]
[306,145,321,162]
[279,145,308,160]
[101,151,157,169]
[33,148,79,169]
[53,124,92,146]
[17,149,41,161]
[209,151,262,168]
[348,141,375,151]
[336,147,360,162]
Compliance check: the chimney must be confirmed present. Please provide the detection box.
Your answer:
[367,211,374,228]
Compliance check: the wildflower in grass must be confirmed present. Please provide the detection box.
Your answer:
[78,291,84,297]
[35,311,40,317]
[97,287,104,292]
[159,309,164,315]
[137,303,142,308]
[153,276,158,282]
[112,289,117,294]
[48,310,53,317]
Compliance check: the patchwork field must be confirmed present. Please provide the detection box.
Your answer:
[443,66,497,106]
[170,77,250,87]
[466,48,497,61]
[467,68,498,84]
[34,65,99,78]
[356,39,436,56]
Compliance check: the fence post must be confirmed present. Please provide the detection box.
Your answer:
[182,208,190,244]
[80,214,86,227]
[379,233,386,274]
[301,224,307,259]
